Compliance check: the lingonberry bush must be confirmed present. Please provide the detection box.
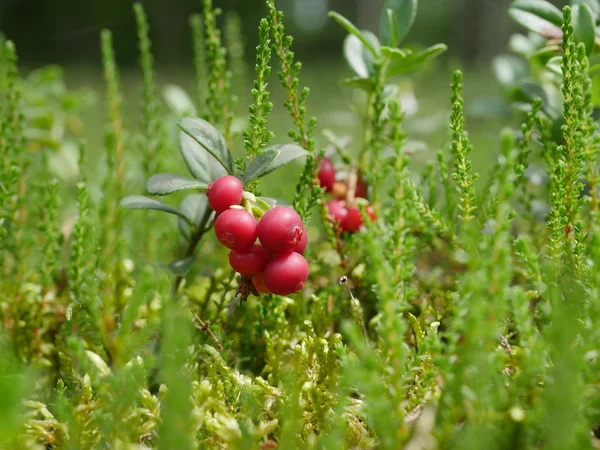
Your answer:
[3,0,600,448]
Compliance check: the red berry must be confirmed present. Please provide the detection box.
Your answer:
[326,200,348,225]
[296,225,308,255]
[317,157,336,192]
[257,206,305,254]
[214,209,257,250]
[252,273,272,294]
[206,175,243,213]
[355,178,367,198]
[229,244,269,276]
[263,252,309,296]
[342,204,376,232]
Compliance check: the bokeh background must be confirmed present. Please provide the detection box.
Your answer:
[0,0,572,187]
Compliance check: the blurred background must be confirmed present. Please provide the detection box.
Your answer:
[0,0,572,191]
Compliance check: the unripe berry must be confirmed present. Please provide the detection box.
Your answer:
[342,204,376,232]
[214,209,257,250]
[317,157,336,192]
[229,244,269,276]
[263,252,309,295]
[326,200,347,225]
[257,206,305,254]
[296,225,308,254]
[206,175,243,213]
[355,178,367,198]
[252,273,272,294]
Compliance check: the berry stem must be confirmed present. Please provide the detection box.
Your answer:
[174,206,214,294]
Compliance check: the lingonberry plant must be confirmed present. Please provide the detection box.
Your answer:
[4,0,600,448]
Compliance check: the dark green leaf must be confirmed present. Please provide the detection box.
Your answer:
[146,173,208,196]
[120,195,192,223]
[178,117,233,174]
[571,0,600,21]
[509,0,563,38]
[340,77,375,92]
[258,144,308,177]
[379,0,417,46]
[243,149,280,183]
[343,35,369,78]
[385,8,400,47]
[573,4,595,55]
[179,131,211,183]
[328,12,379,56]
[178,194,210,241]
[168,255,196,276]
[492,55,528,87]
[386,43,447,77]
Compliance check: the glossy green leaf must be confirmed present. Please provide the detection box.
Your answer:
[146,173,208,196]
[386,43,447,77]
[509,0,563,38]
[258,144,308,177]
[380,0,417,46]
[573,4,595,55]
[120,195,192,224]
[328,12,379,56]
[340,77,375,92]
[178,117,233,174]
[168,255,196,277]
[178,194,210,240]
[492,55,528,87]
[571,0,600,21]
[343,34,369,78]
[179,131,211,183]
[243,149,280,183]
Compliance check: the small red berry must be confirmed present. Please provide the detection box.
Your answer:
[326,200,348,225]
[214,208,257,250]
[206,175,243,213]
[257,206,305,254]
[229,244,269,276]
[263,252,309,296]
[317,157,336,192]
[342,204,376,232]
[296,225,308,254]
[252,273,272,294]
[355,178,367,198]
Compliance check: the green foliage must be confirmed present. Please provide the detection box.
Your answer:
[5,1,600,449]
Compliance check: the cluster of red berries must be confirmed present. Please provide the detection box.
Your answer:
[317,157,376,232]
[206,175,309,296]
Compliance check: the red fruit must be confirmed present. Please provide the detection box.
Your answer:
[257,206,305,254]
[326,200,348,225]
[317,157,336,192]
[263,252,309,296]
[206,175,243,213]
[229,244,269,276]
[296,225,308,254]
[342,204,376,232]
[214,208,257,250]
[355,178,367,198]
[252,273,272,294]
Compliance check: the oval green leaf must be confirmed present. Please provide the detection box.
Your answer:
[179,131,211,183]
[179,117,234,174]
[243,149,281,183]
[571,0,600,21]
[146,173,208,196]
[258,144,308,177]
[120,195,193,224]
[178,194,210,240]
[168,255,196,277]
[386,43,447,77]
[509,0,563,38]
[343,34,369,78]
[573,4,595,55]
[328,11,379,56]
[379,0,417,46]
[340,77,374,92]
